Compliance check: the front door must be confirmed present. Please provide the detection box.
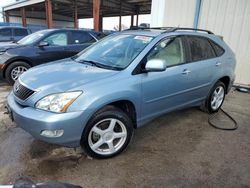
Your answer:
[35,31,71,64]
[141,36,196,121]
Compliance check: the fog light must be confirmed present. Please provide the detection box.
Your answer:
[40,130,64,138]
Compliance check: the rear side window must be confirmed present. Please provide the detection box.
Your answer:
[70,31,96,44]
[209,40,225,56]
[14,28,28,36]
[188,36,216,61]
[0,28,11,37]
[91,32,107,40]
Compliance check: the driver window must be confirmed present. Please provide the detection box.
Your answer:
[147,37,185,67]
[43,32,68,46]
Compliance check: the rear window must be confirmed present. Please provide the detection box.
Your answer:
[91,32,107,40]
[14,28,28,36]
[188,36,216,61]
[71,31,96,44]
[209,40,225,56]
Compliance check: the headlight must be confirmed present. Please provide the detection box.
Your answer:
[35,91,82,113]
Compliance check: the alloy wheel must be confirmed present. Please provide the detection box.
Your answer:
[11,66,28,81]
[211,86,225,110]
[88,118,127,155]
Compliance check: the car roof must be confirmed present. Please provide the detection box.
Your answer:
[0,26,27,29]
[46,28,94,32]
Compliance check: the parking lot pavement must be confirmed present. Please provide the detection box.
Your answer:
[0,82,249,187]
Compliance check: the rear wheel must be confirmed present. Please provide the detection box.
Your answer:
[204,81,226,113]
[81,106,134,159]
[5,61,31,85]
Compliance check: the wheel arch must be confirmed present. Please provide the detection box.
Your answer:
[3,58,33,78]
[87,99,138,129]
[218,76,230,93]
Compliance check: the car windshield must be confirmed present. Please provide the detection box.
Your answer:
[74,34,153,70]
[17,30,49,45]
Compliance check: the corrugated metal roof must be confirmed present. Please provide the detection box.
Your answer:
[4,0,151,19]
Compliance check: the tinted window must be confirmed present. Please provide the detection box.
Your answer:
[43,32,68,46]
[147,37,186,67]
[71,31,96,44]
[0,28,11,37]
[91,32,107,40]
[188,36,216,61]
[209,40,224,56]
[14,28,28,36]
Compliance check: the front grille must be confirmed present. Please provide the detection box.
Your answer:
[13,80,35,100]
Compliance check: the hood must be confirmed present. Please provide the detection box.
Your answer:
[0,42,23,52]
[19,59,119,92]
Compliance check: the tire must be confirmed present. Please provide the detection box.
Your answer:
[81,106,134,159]
[203,81,226,113]
[5,61,31,85]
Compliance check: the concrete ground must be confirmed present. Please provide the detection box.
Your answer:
[0,81,249,188]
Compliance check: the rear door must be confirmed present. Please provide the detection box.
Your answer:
[13,28,29,41]
[35,31,71,64]
[67,31,97,56]
[183,35,218,99]
[0,28,12,42]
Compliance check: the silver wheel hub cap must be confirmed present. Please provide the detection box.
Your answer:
[88,118,127,155]
[11,66,28,81]
[211,86,225,110]
[103,132,114,142]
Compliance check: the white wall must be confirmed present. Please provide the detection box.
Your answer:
[151,0,250,85]
[0,0,16,21]
[151,0,196,27]
[198,0,250,86]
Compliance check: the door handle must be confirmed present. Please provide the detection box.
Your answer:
[182,69,191,75]
[216,62,222,66]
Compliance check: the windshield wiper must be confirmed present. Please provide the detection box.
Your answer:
[77,59,103,68]
[77,59,122,71]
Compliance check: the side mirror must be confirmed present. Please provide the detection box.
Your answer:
[38,41,49,47]
[145,59,167,72]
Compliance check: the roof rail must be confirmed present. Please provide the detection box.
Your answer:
[128,26,214,34]
[169,27,214,34]
[129,26,173,31]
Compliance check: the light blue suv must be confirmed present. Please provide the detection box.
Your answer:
[6,27,236,158]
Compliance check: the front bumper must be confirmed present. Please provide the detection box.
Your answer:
[7,92,88,147]
[0,65,4,79]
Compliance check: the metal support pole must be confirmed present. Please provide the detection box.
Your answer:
[74,0,78,28]
[21,7,27,27]
[136,14,139,26]
[131,14,134,27]
[193,0,202,29]
[45,0,53,28]
[5,11,9,23]
[93,0,100,32]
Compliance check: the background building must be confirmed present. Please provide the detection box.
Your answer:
[151,0,250,86]
[1,0,249,85]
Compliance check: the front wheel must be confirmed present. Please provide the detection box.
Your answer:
[81,106,134,159]
[204,81,226,113]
